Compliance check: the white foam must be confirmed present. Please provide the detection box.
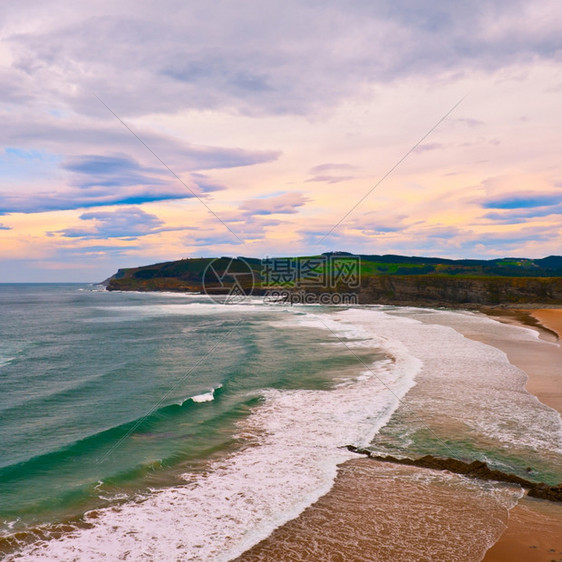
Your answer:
[187,385,223,404]
[12,309,420,561]
[191,392,214,403]
[345,307,562,455]
[0,355,14,369]
[87,300,277,321]
[12,306,561,561]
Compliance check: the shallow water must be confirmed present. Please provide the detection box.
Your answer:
[1,288,560,560]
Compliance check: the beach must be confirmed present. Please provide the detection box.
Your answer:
[3,291,561,561]
[483,308,562,562]
[235,459,519,561]
[238,308,562,562]
[532,309,562,342]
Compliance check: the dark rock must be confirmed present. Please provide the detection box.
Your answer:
[527,483,562,502]
[345,446,562,503]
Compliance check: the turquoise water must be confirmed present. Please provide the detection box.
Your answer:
[1,288,561,560]
[0,285,379,534]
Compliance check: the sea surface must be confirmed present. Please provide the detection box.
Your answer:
[0,285,561,560]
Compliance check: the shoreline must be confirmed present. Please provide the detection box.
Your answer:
[480,307,562,415]
[235,459,520,562]
[480,308,562,561]
[530,309,562,341]
[482,306,560,342]
[5,290,562,560]
[237,306,562,561]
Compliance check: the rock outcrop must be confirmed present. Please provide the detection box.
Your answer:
[346,446,562,502]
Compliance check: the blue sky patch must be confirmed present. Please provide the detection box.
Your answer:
[483,194,561,209]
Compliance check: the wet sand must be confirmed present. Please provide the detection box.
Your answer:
[481,308,562,562]
[235,308,562,562]
[481,309,562,417]
[483,496,562,562]
[532,309,562,341]
[236,459,518,562]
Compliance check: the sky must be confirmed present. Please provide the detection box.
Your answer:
[0,0,561,281]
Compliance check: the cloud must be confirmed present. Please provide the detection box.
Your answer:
[1,1,562,274]
[305,175,355,184]
[3,0,560,119]
[63,154,169,189]
[239,192,310,216]
[483,204,562,223]
[309,163,356,174]
[0,112,281,214]
[413,142,444,153]
[0,223,12,230]
[483,193,562,209]
[478,187,562,223]
[305,163,357,184]
[355,213,413,234]
[191,235,244,247]
[185,210,284,247]
[52,207,185,239]
[0,113,281,171]
[190,172,228,194]
[448,117,485,128]
[69,244,142,254]
[0,185,191,214]
[0,154,236,213]
[297,219,561,259]
[472,177,562,225]
[470,226,557,248]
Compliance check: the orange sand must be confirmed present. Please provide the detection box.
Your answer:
[480,309,562,562]
[233,309,562,562]
[532,309,562,340]
[483,496,562,562]
[236,460,518,562]
[479,309,562,414]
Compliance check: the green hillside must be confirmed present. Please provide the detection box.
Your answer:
[104,253,562,306]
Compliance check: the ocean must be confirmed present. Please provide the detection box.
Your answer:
[1,285,561,560]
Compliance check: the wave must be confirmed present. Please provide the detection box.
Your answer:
[181,384,223,405]
[5,305,562,561]
[349,307,562,478]
[0,342,24,371]
[0,355,15,369]
[0,385,234,481]
[0,367,126,417]
[6,309,421,561]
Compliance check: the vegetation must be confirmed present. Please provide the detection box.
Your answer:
[104,253,562,305]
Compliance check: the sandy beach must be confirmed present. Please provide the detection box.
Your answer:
[483,496,562,562]
[236,459,518,561]
[6,302,560,561]
[532,309,562,342]
[237,308,562,562]
[477,309,562,416]
[482,308,562,562]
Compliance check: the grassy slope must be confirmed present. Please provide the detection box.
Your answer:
[105,254,562,305]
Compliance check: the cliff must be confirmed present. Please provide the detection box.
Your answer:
[358,274,562,306]
[104,254,562,306]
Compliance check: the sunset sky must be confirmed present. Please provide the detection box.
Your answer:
[1,1,561,281]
